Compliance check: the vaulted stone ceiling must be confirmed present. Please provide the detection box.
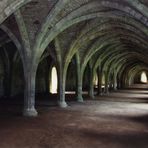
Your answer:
[0,0,148,116]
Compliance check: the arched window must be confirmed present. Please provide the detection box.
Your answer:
[140,72,147,83]
[93,72,98,88]
[50,67,58,94]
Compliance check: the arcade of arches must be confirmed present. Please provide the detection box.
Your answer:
[1,0,148,147]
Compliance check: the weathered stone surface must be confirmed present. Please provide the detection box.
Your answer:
[0,0,147,117]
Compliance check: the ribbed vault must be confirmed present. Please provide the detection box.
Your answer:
[0,0,147,116]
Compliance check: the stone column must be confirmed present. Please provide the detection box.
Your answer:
[88,68,94,98]
[104,72,109,94]
[113,72,117,91]
[57,66,67,108]
[23,67,38,117]
[75,56,83,102]
[76,72,84,102]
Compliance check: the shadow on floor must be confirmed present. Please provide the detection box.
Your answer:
[81,129,148,148]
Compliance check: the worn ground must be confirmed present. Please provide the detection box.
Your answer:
[0,85,148,148]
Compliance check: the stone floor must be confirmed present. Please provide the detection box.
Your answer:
[0,87,148,147]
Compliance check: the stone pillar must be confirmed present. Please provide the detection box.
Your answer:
[23,68,38,117]
[88,68,94,98]
[75,57,83,102]
[113,72,117,91]
[76,72,84,102]
[104,72,109,94]
[58,67,67,108]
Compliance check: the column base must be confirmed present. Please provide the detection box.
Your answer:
[99,93,103,96]
[113,88,117,91]
[90,95,95,99]
[77,96,84,102]
[23,108,38,117]
[97,92,103,96]
[58,101,68,108]
[104,92,109,95]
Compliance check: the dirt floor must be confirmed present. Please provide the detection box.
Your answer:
[0,86,148,148]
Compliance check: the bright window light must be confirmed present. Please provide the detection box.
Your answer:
[141,72,147,83]
[50,67,58,94]
[102,74,105,85]
[93,73,98,87]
